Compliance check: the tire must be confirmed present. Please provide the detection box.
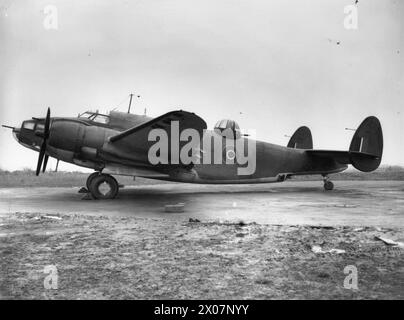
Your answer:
[89,174,119,199]
[86,172,101,190]
[324,180,334,191]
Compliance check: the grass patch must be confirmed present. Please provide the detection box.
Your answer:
[292,165,404,181]
[0,170,166,188]
[0,165,403,188]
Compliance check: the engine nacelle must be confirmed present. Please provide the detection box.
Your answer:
[48,119,115,160]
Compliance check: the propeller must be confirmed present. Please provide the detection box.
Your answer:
[36,108,51,176]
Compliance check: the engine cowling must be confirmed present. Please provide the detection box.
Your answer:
[48,119,109,158]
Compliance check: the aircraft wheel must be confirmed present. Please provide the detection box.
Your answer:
[324,180,334,191]
[86,172,101,190]
[89,174,119,200]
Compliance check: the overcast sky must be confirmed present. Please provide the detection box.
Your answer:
[0,0,402,171]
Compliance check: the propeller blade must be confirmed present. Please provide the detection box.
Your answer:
[44,107,51,138]
[42,155,49,173]
[36,107,51,176]
[36,142,46,176]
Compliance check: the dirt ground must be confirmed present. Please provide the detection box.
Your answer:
[1,180,403,228]
[1,212,403,299]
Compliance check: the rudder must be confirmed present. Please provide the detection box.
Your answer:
[349,116,383,172]
[287,126,313,149]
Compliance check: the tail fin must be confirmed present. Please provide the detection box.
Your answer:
[349,116,383,172]
[287,126,313,149]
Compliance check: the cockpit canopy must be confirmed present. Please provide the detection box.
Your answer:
[78,111,110,124]
[214,119,241,139]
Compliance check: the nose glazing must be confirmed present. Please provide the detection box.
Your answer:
[16,119,44,150]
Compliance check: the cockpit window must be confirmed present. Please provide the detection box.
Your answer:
[78,111,110,124]
[79,112,94,119]
[92,114,109,124]
[22,121,35,130]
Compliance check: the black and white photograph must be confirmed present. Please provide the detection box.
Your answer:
[0,0,403,305]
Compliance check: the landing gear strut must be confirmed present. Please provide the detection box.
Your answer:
[87,173,119,199]
[322,175,334,191]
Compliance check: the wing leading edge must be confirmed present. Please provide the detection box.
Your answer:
[109,110,207,143]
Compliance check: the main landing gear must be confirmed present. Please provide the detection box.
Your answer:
[86,172,119,199]
[322,175,334,191]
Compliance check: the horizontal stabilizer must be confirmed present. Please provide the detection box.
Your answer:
[306,150,379,165]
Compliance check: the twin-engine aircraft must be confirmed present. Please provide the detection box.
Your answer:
[2,107,383,199]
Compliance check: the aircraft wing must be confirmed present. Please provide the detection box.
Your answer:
[108,110,207,163]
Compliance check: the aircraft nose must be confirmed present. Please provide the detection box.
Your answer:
[12,127,21,142]
[17,119,43,149]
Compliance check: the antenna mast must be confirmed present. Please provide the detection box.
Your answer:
[127,93,141,114]
[127,93,134,114]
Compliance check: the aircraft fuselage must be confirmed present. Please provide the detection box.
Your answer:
[12,115,347,184]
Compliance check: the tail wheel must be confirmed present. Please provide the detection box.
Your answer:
[89,174,119,199]
[324,180,334,191]
[86,172,101,190]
